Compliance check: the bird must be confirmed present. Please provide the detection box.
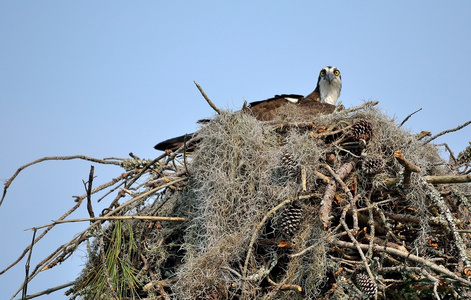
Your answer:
[154,66,342,151]
[247,66,342,121]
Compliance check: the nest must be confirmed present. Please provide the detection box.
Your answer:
[3,101,471,300]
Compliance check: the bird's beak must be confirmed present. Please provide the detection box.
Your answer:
[325,73,334,84]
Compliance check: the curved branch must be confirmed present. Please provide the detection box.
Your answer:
[1,155,122,207]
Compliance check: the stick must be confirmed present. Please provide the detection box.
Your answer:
[29,216,187,230]
[424,119,471,145]
[394,150,421,186]
[319,162,356,230]
[423,179,471,271]
[194,81,220,114]
[331,239,471,287]
[21,229,37,300]
[1,155,121,207]
[342,101,379,114]
[242,199,292,284]
[85,166,95,220]
[424,174,471,184]
[400,108,422,127]
[19,282,75,300]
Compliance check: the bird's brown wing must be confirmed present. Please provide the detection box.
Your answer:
[154,133,199,151]
[248,94,303,121]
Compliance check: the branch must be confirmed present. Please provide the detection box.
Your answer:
[18,282,74,300]
[319,161,356,229]
[194,81,220,114]
[424,174,471,184]
[242,199,292,282]
[1,155,122,207]
[400,108,422,127]
[424,119,471,145]
[423,179,471,271]
[331,239,471,287]
[342,101,379,114]
[394,150,421,186]
[30,216,187,230]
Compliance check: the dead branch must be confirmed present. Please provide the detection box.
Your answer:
[394,150,421,185]
[242,199,293,288]
[20,282,75,300]
[319,161,356,229]
[423,179,471,271]
[424,174,471,184]
[194,81,220,114]
[400,108,422,127]
[424,119,471,145]
[21,229,37,300]
[1,155,122,207]
[30,216,187,230]
[331,239,471,287]
[341,100,379,114]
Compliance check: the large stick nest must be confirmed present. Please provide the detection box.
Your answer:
[3,101,471,299]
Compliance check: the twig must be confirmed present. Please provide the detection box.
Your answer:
[394,150,421,186]
[1,155,121,207]
[17,282,75,300]
[424,119,471,145]
[322,162,358,232]
[331,239,471,287]
[21,229,37,300]
[29,216,187,230]
[340,206,375,283]
[341,100,379,114]
[400,108,422,127]
[85,166,95,220]
[242,199,292,287]
[319,161,356,229]
[194,81,220,114]
[380,266,440,300]
[423,179,471,271]
[424,174,471,184]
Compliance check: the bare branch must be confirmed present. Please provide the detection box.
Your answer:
[424,119,471,145]
[400,108,422,127]
[194,81,220,114]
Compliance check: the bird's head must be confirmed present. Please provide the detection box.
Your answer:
[317,66,342,105]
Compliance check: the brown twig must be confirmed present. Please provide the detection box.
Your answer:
[85,166,95,220]
[423,179,471,271]
[424,119,471,145]
[20,282,75,300]
[394,150,421,186]
[424,174,471,184]
[21,229,37,300]
[194,81,220,114]
[400,108,422,127]
[331,239,471,287]
[320,162,357,230]
[30,216,187,230]
[242,198,292,290]
[1,155,121,207]
[341,101,380,114]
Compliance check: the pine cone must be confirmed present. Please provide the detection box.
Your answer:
[351,119,373,141]
[280,151,299,178]
[354,273,377,298]
[279,203,303,236]
[361,156,384,175]
[457,143,471,164]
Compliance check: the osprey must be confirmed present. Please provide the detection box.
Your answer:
[247,66,342,121]
[154,66,342,151]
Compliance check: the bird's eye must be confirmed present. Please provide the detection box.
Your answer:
[320,70,326,77]
[334,69,340,76]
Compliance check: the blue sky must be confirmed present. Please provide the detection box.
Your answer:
[1,2,470,299]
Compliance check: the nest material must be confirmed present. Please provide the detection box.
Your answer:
[68,103,471,299]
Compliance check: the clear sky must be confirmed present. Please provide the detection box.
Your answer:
[1,2,470,299]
